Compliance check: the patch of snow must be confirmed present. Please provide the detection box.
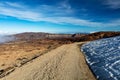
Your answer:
[81,36,120,80]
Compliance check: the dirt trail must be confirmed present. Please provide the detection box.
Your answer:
[1,42,95,80]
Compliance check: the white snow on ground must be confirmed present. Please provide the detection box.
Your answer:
[81,36,120,80]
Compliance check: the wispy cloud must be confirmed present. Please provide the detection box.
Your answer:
[5,2,25,8]
[0,1,120,27]
[104,0,120,9]
[0,7,42,21]
[58,0,73,13]
[0,2,42,21]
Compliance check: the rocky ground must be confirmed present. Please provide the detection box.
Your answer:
[0,31,120,80]
[0,39,70,78]
[0,42,96,80]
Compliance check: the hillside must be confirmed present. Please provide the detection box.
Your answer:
[78,31,120,41]
[0,39,72,78]
[13,31,120,42]
[0,31,120,79]
[14,32,85,41]
[0,42,95,80]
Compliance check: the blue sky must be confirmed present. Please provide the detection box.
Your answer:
[0,0,120,33]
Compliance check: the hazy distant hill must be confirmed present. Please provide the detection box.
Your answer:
[14,32,49,40]
[0,35,15,43]
[13,31,120,42]
[14,32,85,41]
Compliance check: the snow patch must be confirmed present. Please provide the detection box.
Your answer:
[81,36,120,80]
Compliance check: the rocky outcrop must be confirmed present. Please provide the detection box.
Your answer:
[78,31,120,41]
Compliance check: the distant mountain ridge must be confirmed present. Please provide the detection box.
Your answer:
[14,32,49,40]
[13,31,120,42]
[78,31,120,41]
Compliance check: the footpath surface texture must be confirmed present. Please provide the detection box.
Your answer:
[1,42,95,80]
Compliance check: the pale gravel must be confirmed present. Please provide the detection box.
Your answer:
[1,42,96,80]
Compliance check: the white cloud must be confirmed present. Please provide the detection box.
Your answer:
[0,31,15,34]
[0,2,42,21]
[0,1,120,27]
[0,7,42,21]
[104,0,120,9]
[106,19,120,26]
[58,0,72,11]
[5,2,25,8]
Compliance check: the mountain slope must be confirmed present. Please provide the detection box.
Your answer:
[1,42,95,80]
[78,31,120,41]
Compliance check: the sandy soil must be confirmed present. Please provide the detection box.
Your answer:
[1,42,95,80]
[0,39,65,78]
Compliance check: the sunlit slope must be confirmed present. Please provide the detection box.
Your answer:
[1,43,95,80]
